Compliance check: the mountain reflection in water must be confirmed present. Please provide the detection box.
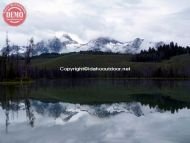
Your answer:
[0,100,160,132]
[0,79,190,143]
[0,100,190,143]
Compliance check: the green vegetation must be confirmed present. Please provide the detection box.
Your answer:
[30,53,190,78]
[0,80,34,85]
[31,53,189,69]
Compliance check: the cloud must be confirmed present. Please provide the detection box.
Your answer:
[0,0,190,47]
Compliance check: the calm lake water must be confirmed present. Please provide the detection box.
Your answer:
[0,79,190,143]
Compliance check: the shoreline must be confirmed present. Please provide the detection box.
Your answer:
[0,80,34,85]
[1,77,190,85]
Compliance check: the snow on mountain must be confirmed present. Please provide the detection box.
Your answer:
[60,34,78,44]
[80,37,164,54]
[31,101,161,119]
[79,37,124,53]
[123,38,165,53]
[59,34,81,53]
[0,45,26,56]
[0,34,165,56]
[33,34,81,55]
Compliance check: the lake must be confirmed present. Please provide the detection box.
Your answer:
[0,79,190,143]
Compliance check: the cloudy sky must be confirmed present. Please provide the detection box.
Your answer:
[0,0,190,47]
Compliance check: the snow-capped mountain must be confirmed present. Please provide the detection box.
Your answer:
[33,34,81,55]
[123,38,164,53]
[79,37,123,53]
[79,37,164,54]
[0,34,165,56]
[0,45,26,56]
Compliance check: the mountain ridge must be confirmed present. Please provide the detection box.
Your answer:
[0,34,165,56]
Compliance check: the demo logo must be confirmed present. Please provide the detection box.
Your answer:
[3,2,27,26]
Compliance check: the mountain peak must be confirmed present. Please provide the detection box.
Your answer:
[62,34,73,41]
[132,38,144,49]
[91,37,122,45]
[133,38,144,42]
[61,34,78,44]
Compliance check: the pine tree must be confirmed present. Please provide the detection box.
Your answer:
[24,38,34,80]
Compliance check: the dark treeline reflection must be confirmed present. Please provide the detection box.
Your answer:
[0,79,190,133]
[0,79,190,111]
[1,85,35,133]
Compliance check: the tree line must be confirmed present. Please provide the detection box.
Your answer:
[0,35,34,81]
[132,42,190,62]
[0,37,190,81]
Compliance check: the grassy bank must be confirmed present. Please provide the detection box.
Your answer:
[0,80,34,85]
[31,53,190,69]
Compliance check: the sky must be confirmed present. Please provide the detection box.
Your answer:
[0,0,190,47]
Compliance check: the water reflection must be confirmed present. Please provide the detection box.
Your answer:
[1,84,35,133]
[0,100,162,132]
[1,100,190,143]
[0,98,189,133]
[1,80,190,112]
[0,79,190,143]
